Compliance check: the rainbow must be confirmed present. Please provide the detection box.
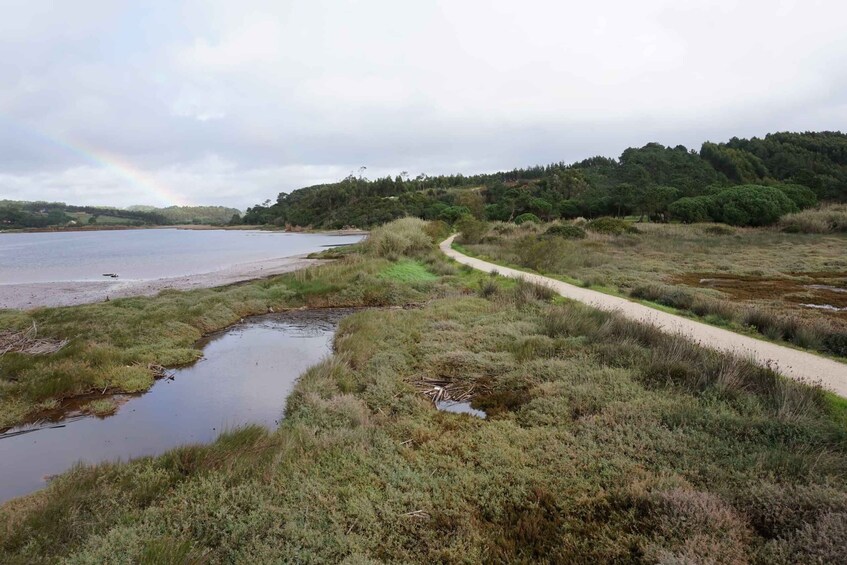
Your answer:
[3,116,192,206]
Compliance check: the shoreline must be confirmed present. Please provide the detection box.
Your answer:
[0,224,368,236]
[0,255,326,310]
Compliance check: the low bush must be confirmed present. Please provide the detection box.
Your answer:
[455,214,488,244]
[423,219,450,243]
[585,217,638,235]
[514,213,541,225]
[542,304,606,338]
[364,217,433,258]
[477,278,499,299]
[702,224,736,236]
[509,277,556,306]
[630,284,696,310]
[544,224,586,239]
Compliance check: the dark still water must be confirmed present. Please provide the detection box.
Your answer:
[0,309,351,504]
[0,229,363,284]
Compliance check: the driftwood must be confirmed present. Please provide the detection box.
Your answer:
[415,376,479,404]
[0,322,67,357]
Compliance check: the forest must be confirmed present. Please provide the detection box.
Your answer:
[0,201,241,229]
[242,131,847,228]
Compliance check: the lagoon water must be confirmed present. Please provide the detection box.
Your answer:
[0,229,363,284]
[0,310,351,504]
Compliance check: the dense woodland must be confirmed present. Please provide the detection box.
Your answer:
[243,131,847,228]
[0,201,240,229]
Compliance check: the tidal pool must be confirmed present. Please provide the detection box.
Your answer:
[0,309,352,504]
[436,400,487,418]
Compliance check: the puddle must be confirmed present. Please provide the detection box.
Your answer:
[801,303,847,312]
[436,400,487,418]
[0,309,353,504]
[805,284,847,293]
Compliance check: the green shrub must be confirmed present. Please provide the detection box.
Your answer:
[630,285,695,310]
[669,196,712,223]
[710,185,797,226]
[776,184,817,210]
[585,217,638,235]
[455,214,488,244]
[512,236,570,273]
[423,220,450,243]
[544,224,586,239]
[514,213,541,225]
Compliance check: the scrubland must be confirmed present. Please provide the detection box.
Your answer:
[460,215,847,359]
[2,218,846,563]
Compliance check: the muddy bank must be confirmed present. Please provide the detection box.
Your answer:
[0,255,323,310]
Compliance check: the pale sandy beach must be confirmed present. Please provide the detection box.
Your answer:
[0,255,323,310]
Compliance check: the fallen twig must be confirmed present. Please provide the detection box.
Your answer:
[0,322,68,357]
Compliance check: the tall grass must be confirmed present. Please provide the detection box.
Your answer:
[4,291,845,563]
[2,288,846,562]
[779,204,847,233]
[363,217,433,258]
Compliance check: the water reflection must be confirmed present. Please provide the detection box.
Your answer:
[0,309,352,504]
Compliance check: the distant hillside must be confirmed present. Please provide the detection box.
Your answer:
[243,131,847,228]
[127,205,241,225]
[0,202,241,230]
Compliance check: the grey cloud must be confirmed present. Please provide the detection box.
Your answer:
[1,0,846,207]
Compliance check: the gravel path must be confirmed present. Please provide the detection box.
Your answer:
[442,236,847,398]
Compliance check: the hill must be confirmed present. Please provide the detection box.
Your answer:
[243,131,847,228]
[0,202,241,229]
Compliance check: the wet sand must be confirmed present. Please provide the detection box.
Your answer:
[0,255,323,310]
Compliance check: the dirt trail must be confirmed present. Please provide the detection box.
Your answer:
[441,236,847,398]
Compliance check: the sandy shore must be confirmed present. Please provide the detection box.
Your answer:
[0,255,323,310]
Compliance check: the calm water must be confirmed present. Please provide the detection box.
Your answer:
[0,310,351,504]
[0,229,363,284]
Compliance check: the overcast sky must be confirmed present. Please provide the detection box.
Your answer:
[1,0,845,209]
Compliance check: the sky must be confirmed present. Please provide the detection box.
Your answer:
[1,0,845,209]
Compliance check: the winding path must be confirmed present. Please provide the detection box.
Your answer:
[441,236,847,397]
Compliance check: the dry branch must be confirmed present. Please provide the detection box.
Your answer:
[0,322,67,357]
[414,376,481,404]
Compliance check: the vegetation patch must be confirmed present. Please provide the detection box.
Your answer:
[462,220,847,358]
[379,260,437,283]
[780,203,847,233]
[3,249,846,562]
[544,223,586,239]
[586,216,639,235]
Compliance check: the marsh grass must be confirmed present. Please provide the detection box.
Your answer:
[0,219,448,431]
[2,219,847,563]
[3,287,846,563]
[779,203,847,233]
[464,220,847,358]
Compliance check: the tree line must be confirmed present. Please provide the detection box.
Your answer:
[0,201,241,229]
[242,131,847,228]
